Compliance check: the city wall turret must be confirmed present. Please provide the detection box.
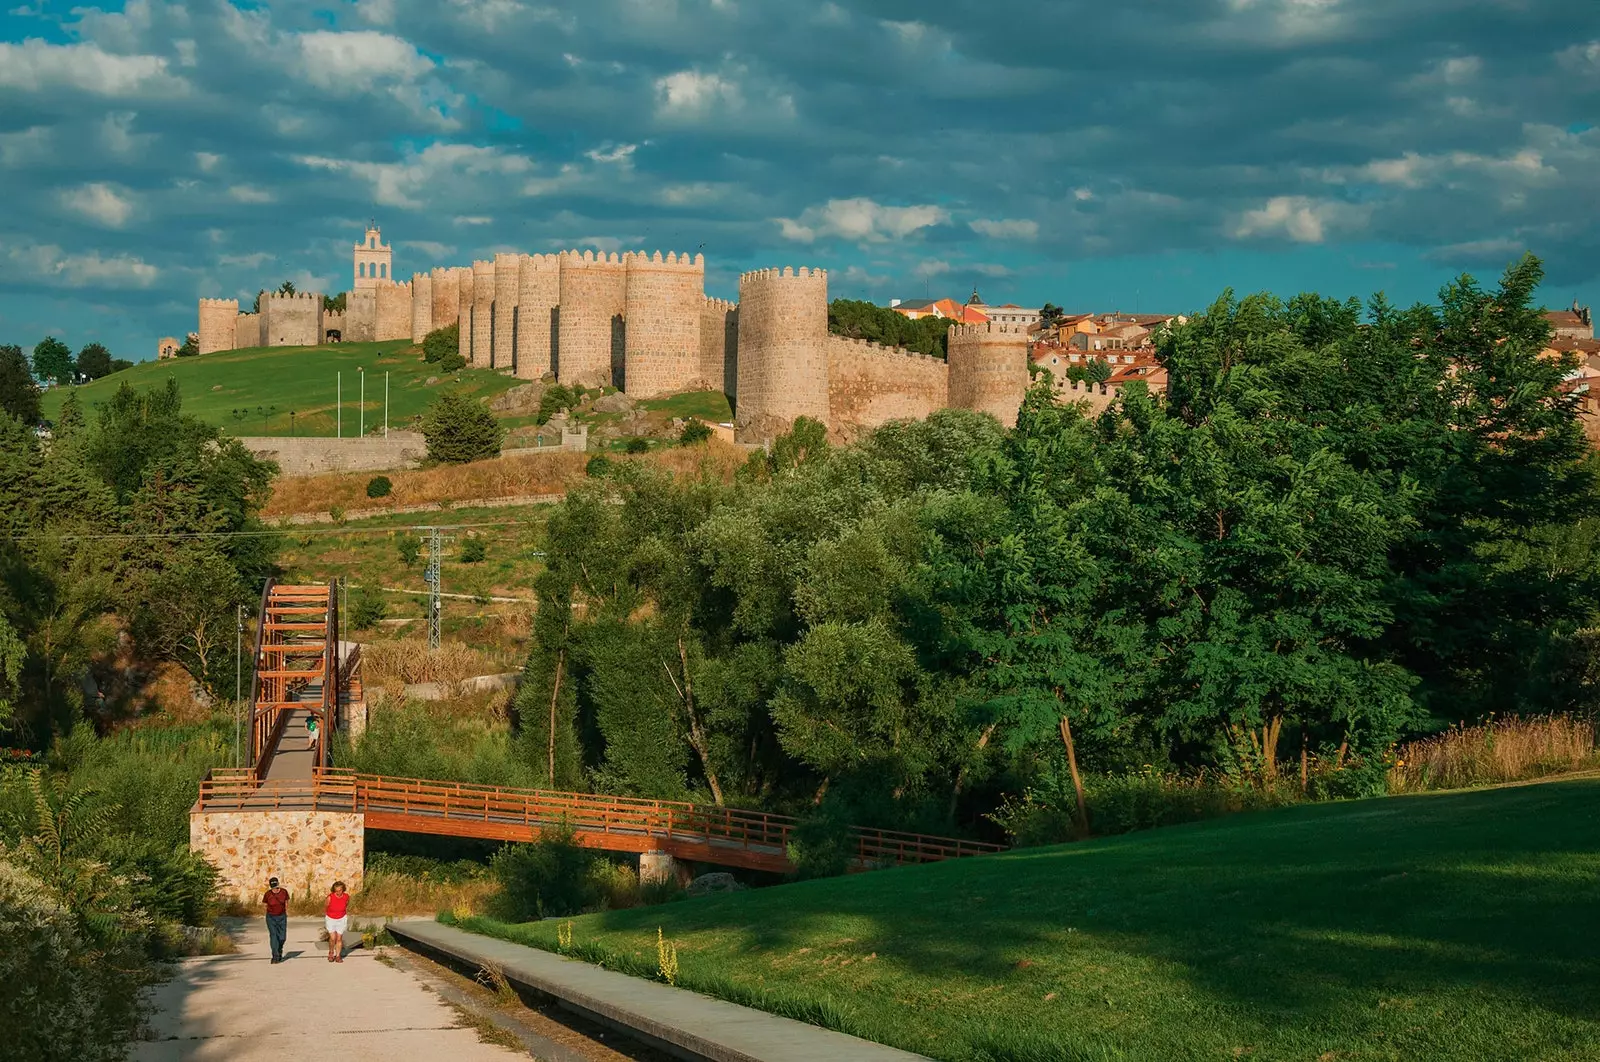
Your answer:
[375,280,412,342]
[947,323,1030,428]
[198,298,239,355]
[470,260,496,366]
[557,251,627,387]
[516,254,560,380]
[411,272,434,343]
[493,253,521,370]
[624,251,705,398]
[735,267,830,442]
[431,266,459,333]
[259,290,324,347]
[456,267,475,361]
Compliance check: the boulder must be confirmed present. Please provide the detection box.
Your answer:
[425,376,439,385]
[686,872,745,897]
[593,391,636,414]
[491,382,544,413]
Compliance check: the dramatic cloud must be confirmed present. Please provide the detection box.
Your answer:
[0,0,1596,355]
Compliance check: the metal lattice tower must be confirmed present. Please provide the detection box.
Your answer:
[420,526,454,651]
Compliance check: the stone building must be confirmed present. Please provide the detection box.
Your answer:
[352,224,392,291]
[157,336,179,360]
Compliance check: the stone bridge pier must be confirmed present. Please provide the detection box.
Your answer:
[191,808,365,903]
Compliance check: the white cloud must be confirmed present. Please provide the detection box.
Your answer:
[297,31,432,92]
[4,240,159,288]
[1439,56,1481,83]
[0,40,182,95]
[1073,188,1094,201]
[196,152,222,172]
[60,183,135,228]
[655,70,741,117]
[0,126,54,168]
[355,0,396,25]
[1557,40,1600,75]
[228,185,275,204]
[970,218,1039,241]
[296,143,533,209]
[585,143,637,165]
[1426,237,1528,263]
[1219,0,1345,42]
[1233,195,1367,243]
[777,198,950,244]
[454,216,494,225]
[174,39,197,67]
[100,112,146,156]
[913,259,951,278]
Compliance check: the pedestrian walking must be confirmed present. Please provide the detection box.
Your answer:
[306,714,319,758]
[262,877,289,963]
[325,880,350,962]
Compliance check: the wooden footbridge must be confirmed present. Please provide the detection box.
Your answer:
[195,581,1004,875]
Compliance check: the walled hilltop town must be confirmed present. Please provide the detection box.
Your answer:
[191,224,1039,443]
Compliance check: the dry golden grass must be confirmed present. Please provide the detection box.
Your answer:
[350,871,499,918]
[361,638,506,698]
[1387,714,1598,792]
[262,438,748,518]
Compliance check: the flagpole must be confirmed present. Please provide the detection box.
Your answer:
[337,372,341,438]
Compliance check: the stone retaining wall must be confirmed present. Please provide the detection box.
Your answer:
[191,809,365,902]
[238,431,427,475]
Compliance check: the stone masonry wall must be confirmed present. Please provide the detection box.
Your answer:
[432,266,459,331]
[374,280,412,342]
[494,252,521,371]
[191,809,365,902]
[322,310,345,341]
[237,431,427,475]
[557,251,627,387]
[471,260,495,367]
[947,323,1030,429]
[198,298,238,355]
[411,272,434,343]
[234,312,261,350]
[826,337,950,443]
[623,251,705,398]
[735,267,831,443]
[516,254,559,380]
[260,291,323,347]
[345,288,376,343]
[700,297,737,397]
[457,268,475,361]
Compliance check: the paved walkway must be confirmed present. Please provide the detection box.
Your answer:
[135,918,526,1062]
[390,920,931,1062]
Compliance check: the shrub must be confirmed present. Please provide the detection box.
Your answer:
[422,323,459,364]
[460,538,487,563]
[625,437,650,455]
[1387,715,1597,793]
[348,583,388,631]
[365,475,392,499]
[397,536,420,567]
[585,455,613,478]
[786,803,855,879]
[679,419,713,446]
[420,391,503,464]
[536,384,575,425]
[489,822,594,920]
[438,353,466,372]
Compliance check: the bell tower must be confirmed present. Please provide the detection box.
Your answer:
[353,221,392,290]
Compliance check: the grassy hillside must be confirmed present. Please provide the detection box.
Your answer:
[40,341,524,437]
[456,777,1600,1062]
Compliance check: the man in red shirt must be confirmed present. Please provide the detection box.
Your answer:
[262,877,290,963]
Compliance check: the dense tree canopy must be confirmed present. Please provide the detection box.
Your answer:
[74,344,113,382]
[30,338,73,388]
[0,345,41,425]
[828,299,951,358]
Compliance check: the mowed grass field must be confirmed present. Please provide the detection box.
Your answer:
[40,340,524,437]
[456,777,1600,1062]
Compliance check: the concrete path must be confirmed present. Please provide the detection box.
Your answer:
[135,918,526,1062]
[390,920,931,1062]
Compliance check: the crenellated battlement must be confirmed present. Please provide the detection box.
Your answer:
[702,296,738,314]
[826,334,943,364]
[259,290,324,304]
[562,249,628,268]
[625,250,705,272]
[947,322,1031,339]
[740,265,827,284]
[199,297,239,308]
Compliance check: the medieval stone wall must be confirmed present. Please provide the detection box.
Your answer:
[411,272,433,343]
[198,298,238,355]
[456,268,475,361]
[345,288,376,343]
[191,809,364,902]
[947,323,1030,428]
[825,337,950,443]
[374,280,412,342]
[623,251,705,398]
[471,260,495,366]
[700,297,738,398]
[234,312,260,350]
[431,266,459,332]
[557,251,627,387]
[260,291,323,347]
[516,254,559,380]
[735,267,831,443]
[493,253,520,371]
[237,431,428,475]
[322,310,345,341]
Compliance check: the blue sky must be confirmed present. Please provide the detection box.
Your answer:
[2,0,1598,360]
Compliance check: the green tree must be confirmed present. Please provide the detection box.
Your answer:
[348,583,388,631]
[419,391,503,464]
[174,336,198,358]
[323,292,346,313]
[55,394,85,437]
[0,611,23,725]
[74,344,113,381]
[422,324,458,364]
[0,345,41,424]
[679,419,713,446]
[1039,303,1064,330]
[31,338,73,387]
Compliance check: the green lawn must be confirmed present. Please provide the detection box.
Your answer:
[639,389,732,422]
[455,777,1600,1061]
[41,341,524,437]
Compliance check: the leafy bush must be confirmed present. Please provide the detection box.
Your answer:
[437,353,466,372]
[365,475,392,498]
[679,419,713,446]
[422,323,459,364]
[460,538,487,563]
[536,384,575,425]
[349,583,389,631]
[625,437,650,455]
[420,391,503,464]
[397,536,421,567]
[489,822,595,920]
[786,803,855,879]
[585,455,613,478]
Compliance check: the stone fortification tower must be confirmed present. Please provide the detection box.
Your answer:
[947,323,1030,428]
[345,288,376,342]
[470,260,495,366]
[375,280,413,342]
[197,298,239,355]
[624,251,706,398]
[456,268,475,361]
[700,297,738,397]
[259,291,324,347]
[735,267,830,442]
[431,266,459,333]
[557,251,627,387]
[353,225,392,290]
[411,272,434,343]
[516,254,560,380]
[493,253,521,371]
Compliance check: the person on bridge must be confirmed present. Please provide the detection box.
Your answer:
[306,715,320,759]
[325,880,350,963]
[262,877,289,964]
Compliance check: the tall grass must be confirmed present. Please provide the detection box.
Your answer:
[361,638,510,697]
[1387,714,1597,793]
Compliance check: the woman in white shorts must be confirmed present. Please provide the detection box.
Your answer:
[324,880,350,962]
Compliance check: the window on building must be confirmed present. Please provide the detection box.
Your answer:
[380,263,387,279]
